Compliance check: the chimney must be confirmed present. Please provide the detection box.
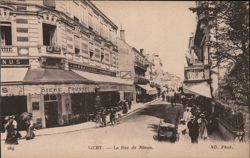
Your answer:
[140,49,144,54]
[120,29,125,41]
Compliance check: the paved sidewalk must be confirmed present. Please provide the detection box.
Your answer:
[1,99,158,140]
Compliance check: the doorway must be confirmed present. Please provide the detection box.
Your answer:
[44,95,59,128]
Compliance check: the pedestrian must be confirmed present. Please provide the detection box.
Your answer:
[174,92,177,105]
[178,119,187,142]
[101,109,107,127]
[128,99,132,110]
[187,116,199,144]
[183,108,193,123]
[25,115,35,140]
[122,101,128,114]
[95,111,102,127]
[181,94,186,108]
[4,115,19,145]
[110,108,117,126]
[197,113,208,140]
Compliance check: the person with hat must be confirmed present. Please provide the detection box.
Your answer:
[187,115,199,143]
[4,115,19,145]
[25,115,35,140]
[109,108,116,126]
[178,119,187,142]
[183,108,193,123]
[198,113,208,140]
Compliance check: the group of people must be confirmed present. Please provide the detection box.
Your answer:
[4,114,35,145]
[177,107,209,143]
[162,90,178,107]
[95,99,132,127]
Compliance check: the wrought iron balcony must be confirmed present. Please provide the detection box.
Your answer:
[40,45,64,57]
[0,46,13,53]
[184,64,210,83]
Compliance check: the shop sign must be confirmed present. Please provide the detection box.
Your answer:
[0,59,29,66]
[24,84,96,95]
[99,84,134,92]
[1,85,24,96]
[69,62,116,77]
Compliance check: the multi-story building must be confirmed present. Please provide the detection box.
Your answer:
[185,1,249,140]
[0,0,133,129]
[118,29,157,103]
[183,1,215,115]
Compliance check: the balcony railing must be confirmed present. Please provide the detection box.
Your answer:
[0,46,13,53]
[40,45,63,56]
[184,65,210,82]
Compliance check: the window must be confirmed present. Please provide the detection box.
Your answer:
[44,94,57,101]
[74,36,80,54]
[81,42,88,54]
[101,52,104,62]
[74,16,79,22]
[42,57,62,69]
[43,23,56,46]
[88,14,93,30]
[105,53,110,62]
[0,24,12,46]
[95,49,101,59]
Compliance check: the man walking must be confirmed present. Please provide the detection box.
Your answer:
[187,116,199,143]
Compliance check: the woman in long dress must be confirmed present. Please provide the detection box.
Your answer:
[26,117,35,140]
[198,114,208,140]
[5,116,19,145]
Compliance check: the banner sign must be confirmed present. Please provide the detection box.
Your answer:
[69,62,116,77]
[24,84,97,95]
[1,85,24,96]
[0,59,29,66]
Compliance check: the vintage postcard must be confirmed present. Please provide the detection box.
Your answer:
[0,1,249,158]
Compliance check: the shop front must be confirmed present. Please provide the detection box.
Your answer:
[136,84,158,103]
[22,68,97,128]
[22,83,97,128]
[72,69,135,108]
[1,67,29,131]
[183,82,213,116]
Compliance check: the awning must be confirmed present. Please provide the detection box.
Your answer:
[72,70,134,92]
[183,82,211,98]
[137,84,158,95]
[72,70,133,85]
[23,68,95,84]
[1,67,28,83]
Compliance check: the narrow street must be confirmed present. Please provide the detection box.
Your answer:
[2,100,248,158]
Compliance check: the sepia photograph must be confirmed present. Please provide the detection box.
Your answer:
[0,0,249,158]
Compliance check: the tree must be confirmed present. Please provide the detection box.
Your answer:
[190,1,249,105]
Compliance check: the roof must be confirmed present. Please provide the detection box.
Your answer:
[73,69,133,85]
[23,68,95,84]
[1,67,28,83]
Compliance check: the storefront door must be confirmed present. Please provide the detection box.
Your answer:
[44,95,59,128]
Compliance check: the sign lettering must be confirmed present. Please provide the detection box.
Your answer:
[69,62,116,77]
[0,59,29,66]
[24,84,96,95]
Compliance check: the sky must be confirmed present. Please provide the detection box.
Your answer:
[93,1,197,79]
